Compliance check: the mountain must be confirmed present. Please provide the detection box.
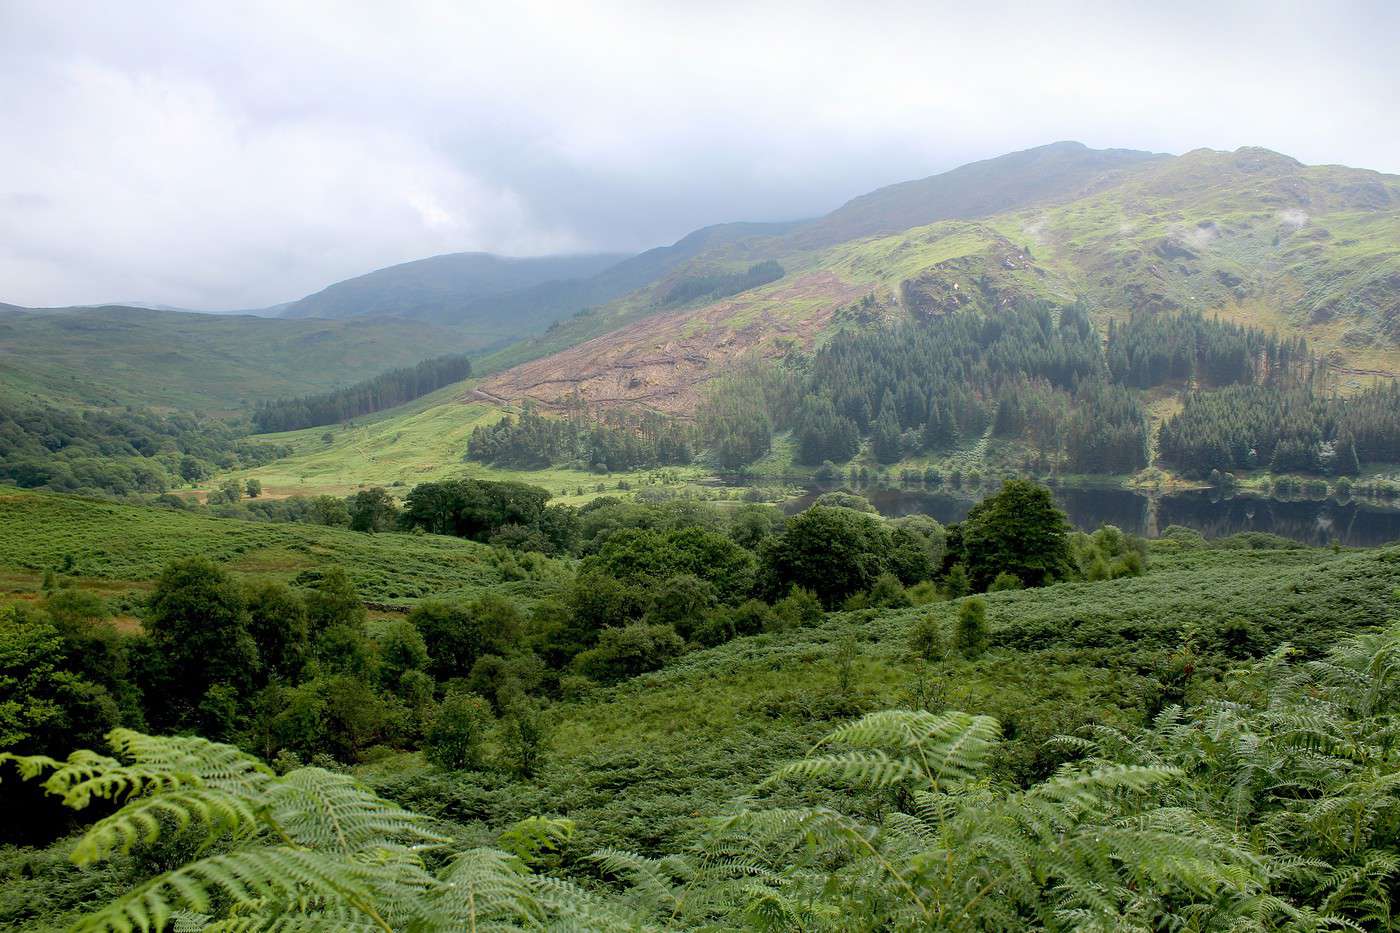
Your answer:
[277,224,803,341]
[278,251,629,325]
[788,140,1165,248]
[0,304,489,412]
[479,144,1400,413]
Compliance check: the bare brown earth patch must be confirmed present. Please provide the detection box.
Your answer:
[479,271,869,414]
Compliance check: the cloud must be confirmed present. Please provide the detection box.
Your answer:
[1,0,1396,309]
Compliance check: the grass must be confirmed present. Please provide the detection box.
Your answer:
[0,489,559,609]
[216,391,716,501]
[363,539,1400,860]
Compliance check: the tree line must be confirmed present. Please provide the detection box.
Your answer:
[251,353,472,434]
[659,260,785,306]
[691,299,1400,480]
[1159,380,1400,476]
[697,301,1152,473]
[0,402,288,498]
[466,405,692,472]
[1106,309,1312,388]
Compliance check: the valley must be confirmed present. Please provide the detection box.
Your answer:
[5,139,1400,932]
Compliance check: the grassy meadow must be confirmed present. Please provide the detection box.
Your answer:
[0,488,560,610]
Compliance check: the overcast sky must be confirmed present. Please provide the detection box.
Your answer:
[2,1,1397,311]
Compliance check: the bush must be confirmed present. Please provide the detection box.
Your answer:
[644,574,719,639]
[866,572,911,608]
[907,580,941,606]
[909,615,944,661]
[955,597,989,659]
[770,586,824,631]
[988,572,1023,592]
[498,698,552,778]
[943,564,971,599]
[425,691,494,770]
[573,624,685,683]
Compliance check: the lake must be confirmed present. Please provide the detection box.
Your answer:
[780,483,1400,548]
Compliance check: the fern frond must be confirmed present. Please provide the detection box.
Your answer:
[69,846,383,933]
[31,749,194,811]
[588,847,685,912]
[496,816,575,866]
[266,768,442,854]
[71,786,261,866]
[431,846,541,928]
[765,749,918,789]
[105,730,274,795]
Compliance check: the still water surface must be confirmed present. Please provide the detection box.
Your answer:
[781,484,1400,548]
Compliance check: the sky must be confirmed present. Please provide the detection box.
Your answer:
[2,1,1397,311]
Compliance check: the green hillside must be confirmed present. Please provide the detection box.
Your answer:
[5,482,1400,929]
[0,305,489,412]
[799,146,1400,351]
[0,488,558,608]
[475,144,1400,418]
[224,390,711,500]
[386,539,1400,854]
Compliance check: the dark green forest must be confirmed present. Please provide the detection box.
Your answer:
[251,353,472,433]
[467,405,692,471]
[0,403,289,497]
[659,260,785,306]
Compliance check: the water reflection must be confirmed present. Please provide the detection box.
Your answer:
[782,483,1400,547]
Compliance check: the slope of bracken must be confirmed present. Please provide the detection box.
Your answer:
[478,271,868,413]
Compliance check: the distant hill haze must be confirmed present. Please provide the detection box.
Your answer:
[274,221,802,335]
[787,140,1166,248]
[278,252,628,323]
[0,304,488,412]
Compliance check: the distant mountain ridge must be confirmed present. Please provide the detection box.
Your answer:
[278,252,629,322]
[5,141,1397,424]
[0,304,489,412]
[274,221,807,332]
[788,140,1166,248]
[481,142,1400,413]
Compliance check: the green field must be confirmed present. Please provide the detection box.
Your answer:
[222,387,717,501]
[0,489,561,609]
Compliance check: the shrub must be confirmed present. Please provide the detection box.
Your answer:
[909,614,945,661]
[907,580,941,606]
[425,691,494,770]
[867,572,912,608]
[988,571,1023,592]
[770,586,824,631]
[499,698,552,778]
[943,563,971,599]
[573,624,685,683]
[955,597,989,659]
